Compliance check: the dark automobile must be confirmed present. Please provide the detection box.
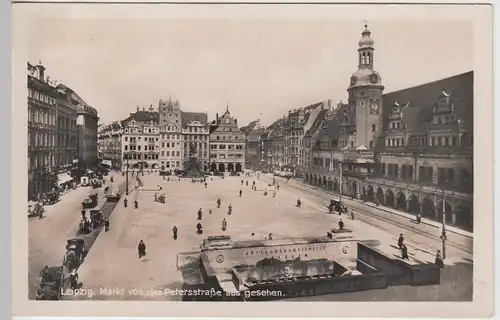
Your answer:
[42,191,59,205]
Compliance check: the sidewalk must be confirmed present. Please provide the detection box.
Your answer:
[295,179,472,238]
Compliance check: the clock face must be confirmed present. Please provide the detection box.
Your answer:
[370,100,380,114]
[370,74,379,84]
[350,76,357,86]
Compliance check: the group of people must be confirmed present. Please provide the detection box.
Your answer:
[398,233,444,268]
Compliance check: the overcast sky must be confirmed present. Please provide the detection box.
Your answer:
[26,19,473,126]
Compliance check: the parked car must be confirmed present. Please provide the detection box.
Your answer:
[105,189,121,202]
[42,191,59,205]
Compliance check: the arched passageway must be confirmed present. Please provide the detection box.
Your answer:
[322,176,327,187]
[327,178,332,189]
[218,163,225,172]
[210,163,217,172]
[396,192,406,211]
[366,185,375,201]
[421,197,435,218]
[456,203,473,231]
[227,163,234,172]
[436,200,452,223]
[351,181,357,196]
[408,194,420,214]
[235,163,242,172]
[376,187,384,204]
[333,179,339,192]
[386,190,395,207]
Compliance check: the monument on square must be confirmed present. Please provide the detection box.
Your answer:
[183,142,205,178]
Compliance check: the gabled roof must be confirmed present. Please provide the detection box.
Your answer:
[304,109,327,138]
[382,71,473,133]
[123,111,160,123]
[181,111,207,127]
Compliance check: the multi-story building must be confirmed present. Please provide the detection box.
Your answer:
[209,107,246,173]
[282,102,323,176]
[158,98,183,173]
[27,62,58,200]
[72,92,99,170]
[245,120,266,171]
[304,25,473,231]
[181,111,209,171]
[54,84,78,177]
[97,122,123,170]
[266,118,286,171]
[121,106,160,173]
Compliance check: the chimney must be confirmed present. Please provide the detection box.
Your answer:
[216,113,219,123]
[36,65,45,81]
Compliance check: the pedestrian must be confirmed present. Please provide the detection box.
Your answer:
[196,222,203,235]
[154,193,158,202]
[197,208,203,220]
[338,219,344,230]
[273,190,276,198]
[104,218,110,232]
[277,184,280,191]
[435,250,444,268]
[217,198,221,208]
[416,213,422,224]
[138,240,146,259]
[268,233,273,240]
[124,198,128,208]
[134,199,138,209]
[209,209,212,214]
[398,233,404,249]
[239,189,242,197]
[205,182,207,188]
[401,244,409,260]
[351,209,355,220]
[172,226,178,240]
[241,180,244,186]
[228,204,232,215]
[81,210,86,221]
[246,181,248,187]
[222,218,227,231]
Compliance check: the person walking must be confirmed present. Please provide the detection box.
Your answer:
[104,218,110,232]
[197,208,203,220]
[217,198,221,208]
[172,226,178,240]
[268,233,273,240]
[138,240,146,259]
[221,218,227,231]
[239,189,242,197]
[228,204,232,215]
[401,244,409,260]
[397,233,404,249]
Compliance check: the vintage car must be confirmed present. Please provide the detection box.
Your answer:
[82,193,98,209]
[36,266,64,300]
[105,189,121,202]
[328,200,348,214]
[42,191,60,205]
[91,179,103,189]
[89,209,104,229]
[28,201,45,217]
[64,238,86,272]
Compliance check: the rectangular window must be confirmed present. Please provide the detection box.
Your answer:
[371,124,376,132]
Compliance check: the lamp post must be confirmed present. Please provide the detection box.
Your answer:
[441,180,448,259]
[124,157,131,195]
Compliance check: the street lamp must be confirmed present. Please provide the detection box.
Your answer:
[441,180,448,259]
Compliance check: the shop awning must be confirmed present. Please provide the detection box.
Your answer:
[101,159,112,167]
[57,173,73,186]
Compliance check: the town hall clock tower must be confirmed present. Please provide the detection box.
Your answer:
[347,25,385,149]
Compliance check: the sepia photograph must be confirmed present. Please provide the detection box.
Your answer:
[11,2,493,318]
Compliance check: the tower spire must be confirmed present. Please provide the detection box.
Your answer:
[358,23,375,69]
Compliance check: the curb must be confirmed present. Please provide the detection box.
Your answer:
[299,182,472,239]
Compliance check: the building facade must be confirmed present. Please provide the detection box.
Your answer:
[158,98,183,173]
[97,122,123,170]
[121,106,160,173]
[304,25,473,231]
[245,120,265,171]
[209,107,245,173]
[182,111,209,171]
[27,62,58,200]
[282,102,323,176]
[74,95,99,169]
[54,85,78,176]
[122,106,160,174]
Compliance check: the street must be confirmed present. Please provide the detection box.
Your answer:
[63,173,471,301]
[28,171,126,299]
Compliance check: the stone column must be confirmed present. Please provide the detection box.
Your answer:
[432,166,438,185]
[419,203,424,216]
[451,211,457,225]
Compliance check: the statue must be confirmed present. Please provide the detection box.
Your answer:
[189,142,197,156]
